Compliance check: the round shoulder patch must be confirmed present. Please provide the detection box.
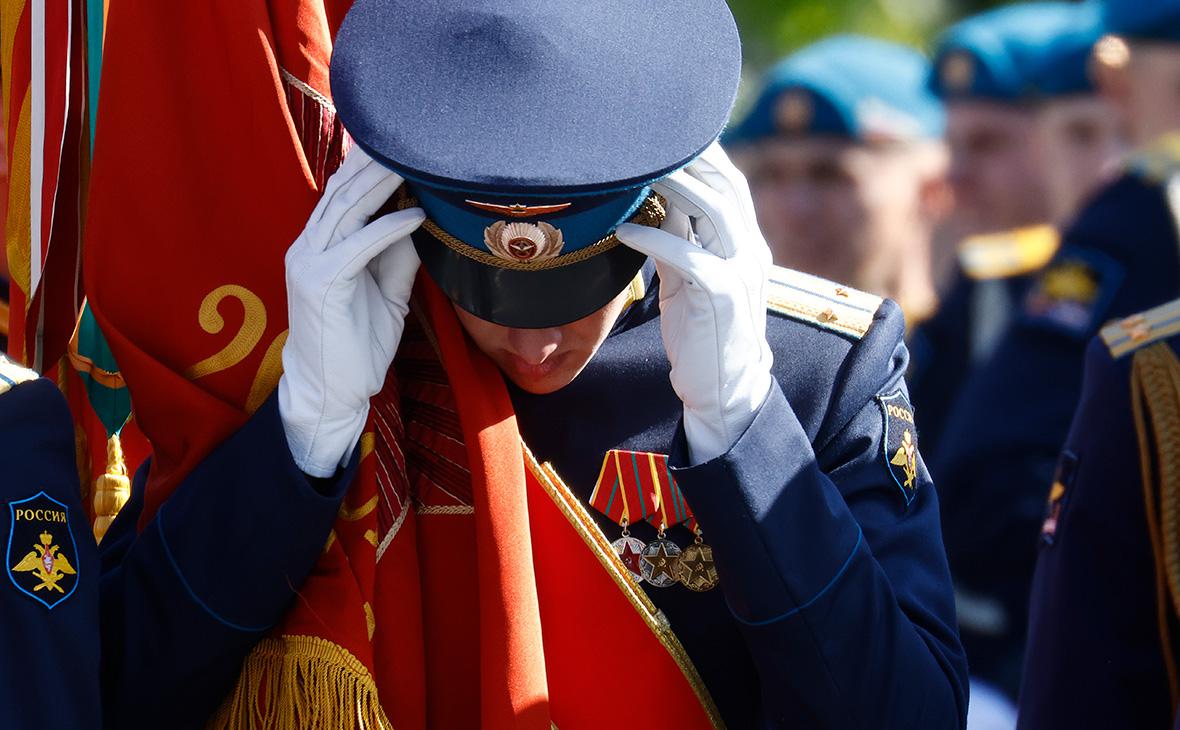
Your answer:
[6,492,80,609]
[878,391,920,506]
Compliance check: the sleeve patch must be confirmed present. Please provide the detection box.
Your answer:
[1022,247,1124,338]
[878,391,920,506]
[1040,451,1079,546]
[6,492,80,610]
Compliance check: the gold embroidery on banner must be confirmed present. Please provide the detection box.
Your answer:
[522,445,726,730]
[364,530,378,548]
[184,286,267,381]
[339,494,379,522]
[359,433,376,462]
[363,602,376,641]
[245,330,287,414]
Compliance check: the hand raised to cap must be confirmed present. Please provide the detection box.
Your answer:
[279,146,425,477]
[614,142,775,464]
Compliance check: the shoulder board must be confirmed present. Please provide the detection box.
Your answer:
[958,225,1060,280]
[767,267,882,340]
[0,356,39,396]
[1100,297,1180,359]
[1125,132,1180,184]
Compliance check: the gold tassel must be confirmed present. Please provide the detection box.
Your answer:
[208,635,393,730]
[92,433,131,543]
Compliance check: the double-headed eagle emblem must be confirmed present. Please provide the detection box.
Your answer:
[12,531,76,594]
[890,430,918,490]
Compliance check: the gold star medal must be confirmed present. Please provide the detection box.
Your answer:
[640,536,682,588]
[676,527,719,593]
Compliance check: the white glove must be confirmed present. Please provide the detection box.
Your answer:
[278,147,425,477]
[614,142,774,464]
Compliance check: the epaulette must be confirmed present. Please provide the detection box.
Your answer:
[1125,132,1180,184]
[1100,297,1180,359]
[0,355,39,395]
[767,267,882,339]
[957,224,1060,280]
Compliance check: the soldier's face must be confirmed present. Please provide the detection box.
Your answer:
[1036,96,1124,222]
[945,101,1051,235]
[738,138,934,296]
[453,286,633,394]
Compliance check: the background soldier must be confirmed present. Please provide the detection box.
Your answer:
[934,0,1180,708]
[724,35,950,326]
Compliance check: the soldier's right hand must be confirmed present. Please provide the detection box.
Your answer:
[278,147,425,477]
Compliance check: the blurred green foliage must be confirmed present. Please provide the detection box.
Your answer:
[729,0,1019,72]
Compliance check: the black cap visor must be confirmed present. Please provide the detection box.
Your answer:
[413,227,646,329]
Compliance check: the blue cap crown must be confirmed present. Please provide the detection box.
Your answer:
[1104,0,1180,42]
[931,2,1105,101]
[725,35,944,147]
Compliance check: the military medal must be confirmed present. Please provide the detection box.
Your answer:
[592,449,720,591]
[676,526,720,593]
[610,519,647,584]
[590,451,661,585]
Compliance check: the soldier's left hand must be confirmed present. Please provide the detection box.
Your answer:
[615,142,774,463]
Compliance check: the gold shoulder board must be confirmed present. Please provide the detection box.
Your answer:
[1100,297,1180,359]
[1126,132,1180,184]
[767,267,882,340]
[958,225,1060,281]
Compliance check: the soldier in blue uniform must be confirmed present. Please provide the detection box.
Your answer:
[933,0,1180,704]
[722,35,949,326]
[101,1,968,727]
[910,1,1119,461]
[1019,298,1180,728]
[0,356,99,729]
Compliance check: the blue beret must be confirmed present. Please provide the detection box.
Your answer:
[725,35,944,147]
[1105,0,1180,42]
[331,0,741,328]
[931,2,1104,101]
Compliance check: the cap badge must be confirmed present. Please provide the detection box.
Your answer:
[484,220,565,263]
[466,200,573,218]
[941,51,975,91]
[775,89,813,134]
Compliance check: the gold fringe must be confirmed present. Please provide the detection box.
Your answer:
[208,635,393,730]
[92,433,131,543]
[1131,343,1180,707]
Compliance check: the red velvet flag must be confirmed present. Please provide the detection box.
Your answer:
[83,0,350,524]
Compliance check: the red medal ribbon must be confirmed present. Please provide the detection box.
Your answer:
[591,450,698,531]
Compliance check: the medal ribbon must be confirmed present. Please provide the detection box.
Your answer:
[590,450,698,532]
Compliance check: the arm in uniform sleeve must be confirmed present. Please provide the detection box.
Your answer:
[671,301,968,729]
[98,392,356,728]
[1019,336,1177,729]
[0,375,101,730]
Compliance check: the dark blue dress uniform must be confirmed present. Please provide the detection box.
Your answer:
[97,396,355,728]
[934,139,1180,696]
[1019,299,1180,729]
[0,356,100,729]
[511,264,968,728]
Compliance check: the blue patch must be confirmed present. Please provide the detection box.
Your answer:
[878,391,920,506]
[1023,246,1124,338]
[6,492,80,610]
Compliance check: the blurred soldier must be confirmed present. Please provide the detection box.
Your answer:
[934,0,1180,705]
[910,1,1119,460]
[1019,299,1180,728]
[724,35,950,325]
[0,356,99,729]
